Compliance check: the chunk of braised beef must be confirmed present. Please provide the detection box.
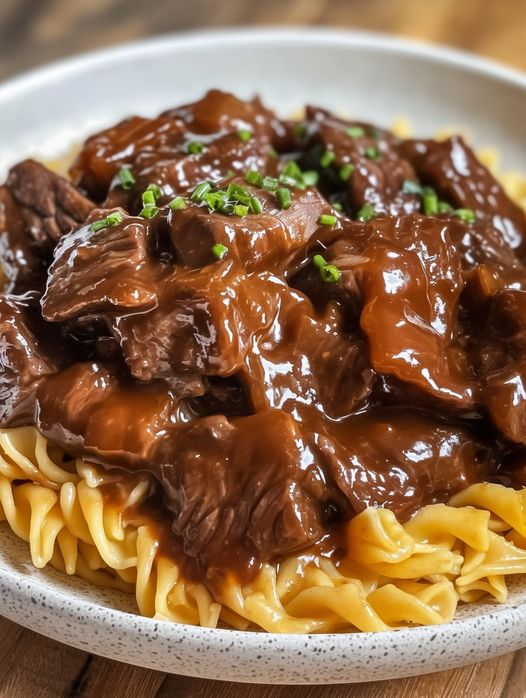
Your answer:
[169,178,334,272]
[41,209,160,322]
[399,136,526,256]
[0,294,56,425]
[111,262,286,381]
[70,90,281,204]
[302,106,421,216]
[7,160,94,248]
[157,410,324,567]
[318,409,496,520]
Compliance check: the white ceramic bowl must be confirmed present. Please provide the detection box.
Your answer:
[1,28,526,684]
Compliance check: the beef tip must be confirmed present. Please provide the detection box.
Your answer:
[169,177,334,272]
[41,209,160,322]
[244,293,374,419]
[70,90,280,203]
[0,186,45,292]
[319,215,476,409]
[36,361,200,465]
[7,160,94,248]
[319,409,496,520]
[399,136,526,256]
[0,293,56,425]
[158,410,324,569]
[111,262,285,381]
[302,106,420,216]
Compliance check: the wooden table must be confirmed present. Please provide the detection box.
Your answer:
[1,1,526,695]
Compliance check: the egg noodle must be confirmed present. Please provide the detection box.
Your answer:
[2,136,526,633]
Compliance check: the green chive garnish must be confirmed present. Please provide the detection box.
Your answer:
[89,211,124,232]
[249,196,263,214]
[262,176,279,191]
[452,208,476,223]
[212,243,229,259]
[145,183,162,200]
[245,170,264,187]
[318,214,337,226]
[117,167,135,190]
[142,190,156,207]
[191,181,212,201]
[237,129,252,142]
[339,163,355,181]
[169,196,186,210]
[187,141,204,154]
[364,146,381,161]
[357,204,378,222]
[332,202,343,212]
[422,187,439,215]
[312,254,341,283]
[402,180,423,195]
[276,187,292,210]
[89,219,107,232]
[302,170,319,187]
[346,126,365,138]
[140,206,159,219]
[438,201,453,214]
[234,204,249,217]
[320,150,336,168]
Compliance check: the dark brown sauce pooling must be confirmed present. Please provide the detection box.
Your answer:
[1,90,525,590]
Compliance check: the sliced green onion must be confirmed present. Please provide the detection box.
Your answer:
[313,254,328,269]
[422,186,439,215]
[320,150,336,168]
[402,180,423,195]
[302,170,319,187]
[145,183,162,200]
[357,204,378,222]
[237,129,252,142]
[346,126,365,138]
[452,208,476,223]
[89,211,124,232]
[318,214,337,226]
[117,167,135,190]
[278,174,298,187]
[332,201,343,212]
[339,163,355,181]
[140,206,159,219]
[89,219,107,232]
[187,141,204,155]
[142,190,156,206]
[249,196,263,214]
[227,182,251,204]
[245,170,264,187]
[262,176,279,191]
[438,201,453,214]
[169,196,186,210]
[283,161,303,180]
[234,204,249,217]
[212,243,229,259]
[191,181,212,202]
[364,146,381,161]
[276,187,292,210]
[320,264,341,283]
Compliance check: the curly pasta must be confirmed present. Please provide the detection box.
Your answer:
[2,426,526,633]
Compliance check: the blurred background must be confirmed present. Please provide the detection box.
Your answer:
[1,0,526,81]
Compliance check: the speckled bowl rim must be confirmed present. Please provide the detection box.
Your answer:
[1,28,526,684]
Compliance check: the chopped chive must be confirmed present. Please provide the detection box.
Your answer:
[245,170,264,187]
[262,176,279,191]
[332,201,343,212]
[187,141,204,155]
[212,243,229,259]
[320,150,336,168]
[283,161,303,180]
[293,122,307,139]
[140,206,159,219]
[234,204,249,217]
[118,167,135,190]
[357,204,378,222]
[452,208,476,223]
[422,186,439,215]
[302,170,319,187]
[237,129,252,142]
[169,196,186,210]
[364,146,381,161]
[226,169,235,178]
[105,212,123,226]
[276,187,292,210]
[142,189,156,206]
[191,181,212,201]
[402,180,423,195]
[438,201,453,214]
[249,196,263,214]
[346,126,365,138]
[145,183,162,200]
[227,182,251,204]
[320,264,341,283]
[89,219,108,232]
[313,254,327,269]
[339,163,355,181]
[318,214,337,226]
[278,174,298,187]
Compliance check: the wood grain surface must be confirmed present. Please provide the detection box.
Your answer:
[1,1,526,695]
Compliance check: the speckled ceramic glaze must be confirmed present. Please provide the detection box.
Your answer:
[1,29,526,684]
